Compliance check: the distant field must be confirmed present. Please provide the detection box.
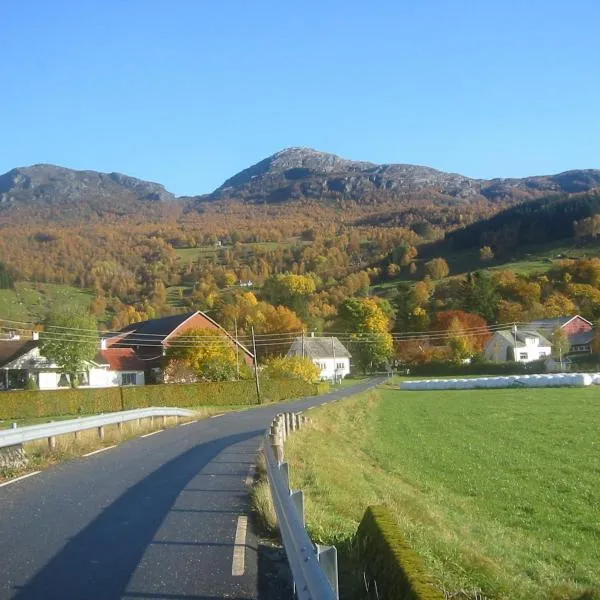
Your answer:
[286,386,600,600]
[0,283,93,324]
[173,240,305,263]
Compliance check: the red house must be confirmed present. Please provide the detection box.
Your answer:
[104,311,254,381]
[527,315,594,354]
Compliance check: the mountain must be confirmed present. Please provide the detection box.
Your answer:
[209,147,600,205]
[0,164,180,224]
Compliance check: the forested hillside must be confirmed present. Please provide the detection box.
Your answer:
[0,152,599,370]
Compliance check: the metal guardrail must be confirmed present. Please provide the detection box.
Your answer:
[0,407,196,449]
[265,412,338,600]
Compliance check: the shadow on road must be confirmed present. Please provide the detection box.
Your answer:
[12,430,263,600]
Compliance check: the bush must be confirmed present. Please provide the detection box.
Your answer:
[356,506,444,600]
[262,356,321,383]
[0,388,122,420]
[406,360,546,377]
[0,379,330,420]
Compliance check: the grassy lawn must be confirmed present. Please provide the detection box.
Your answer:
[286,387,600,600]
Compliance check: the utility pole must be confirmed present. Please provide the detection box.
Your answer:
[301,329,305,358]
[234,317,240,380]
[251,326,261,404]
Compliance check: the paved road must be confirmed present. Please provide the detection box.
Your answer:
[0,378,383,600]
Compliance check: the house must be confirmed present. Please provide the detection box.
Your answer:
[484,330,552,363]
[527,315,594,354]
[106,311,254,381]
[0,339,145,390]
[286,334,351,382]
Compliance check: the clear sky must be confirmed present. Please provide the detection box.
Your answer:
[2,0,599,196]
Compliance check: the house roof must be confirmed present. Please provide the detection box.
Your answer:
[494,330,552,348]
[101,348,146,371]
[111,310,254,359]
[527,315,592,331]
[116,312,198,345]
[569,331,594,346]
[0,340,38,368]
[287,336,351,359]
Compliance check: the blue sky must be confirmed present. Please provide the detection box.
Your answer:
[2,0,599,196]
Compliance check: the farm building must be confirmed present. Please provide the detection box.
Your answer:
[484,329,552,363]
[527,315,594,354]
[287,334,351,382]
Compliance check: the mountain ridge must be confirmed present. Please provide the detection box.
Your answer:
[0,150,599,216]
[210,146,600,205]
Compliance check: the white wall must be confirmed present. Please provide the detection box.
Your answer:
[38,372,59,390]
[312,357,350,381]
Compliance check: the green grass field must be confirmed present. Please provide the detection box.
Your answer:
[0,283,93,324]
[286,386,600,600]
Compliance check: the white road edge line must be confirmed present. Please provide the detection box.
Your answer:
[140,430,163,438]
[0,471,41,488]
[210,413,224,419]
[232,515,248,576]
[179,420,198,427]
[82,445,117,457]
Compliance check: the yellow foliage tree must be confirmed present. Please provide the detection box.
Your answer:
[263,356,320,383]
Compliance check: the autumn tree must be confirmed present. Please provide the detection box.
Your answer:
[479,246,494,261]
[336,297,393,372]
[165,328,239,382]
[551,327,570,367]
[430,310,491,352]
[263,356,320,383]
[424,257,450,280]
[39,310,99,388]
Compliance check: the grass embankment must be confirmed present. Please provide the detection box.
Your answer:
[286,386,600,600]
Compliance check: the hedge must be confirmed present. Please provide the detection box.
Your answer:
[0,378,330,420]
[407,360,546,377]
[0,387,122,420]
[356,506,444,600]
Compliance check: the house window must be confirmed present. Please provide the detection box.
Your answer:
[58,373,70,388]
[519,352,528,360]
[336,362,345,369]
[121,373,137,386]
[539,353,547,358]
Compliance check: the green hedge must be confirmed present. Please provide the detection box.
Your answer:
[0,378,329,419]
[407,360,546,377]
[0,387,122,420]
[356,506,444,600]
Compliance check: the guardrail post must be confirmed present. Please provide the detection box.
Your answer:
[290,489,305,526]
[269,424,284,463]
[48,436,56,449]
[74,430,80,441]
[98,426,105,440]
[280,462,290,491]
[117,422,123,434]
[317,545,339,600]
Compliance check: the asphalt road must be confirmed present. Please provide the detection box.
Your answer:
[0,378,383,600]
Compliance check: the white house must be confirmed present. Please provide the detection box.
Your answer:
[0,340,145,390]
[286,334,351,382]
[484,329,552,363]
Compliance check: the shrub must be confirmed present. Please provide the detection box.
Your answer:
[0,388,122,420]
[0,379,330,420]
[262,356,321,383]
[356,506,444,600]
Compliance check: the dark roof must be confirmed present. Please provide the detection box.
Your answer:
[527,315,592,330]
[287,336,351,359]
[494,330,552,348]
[0,340,38,368]
[568,331,594,346]
[117,312,197,345]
